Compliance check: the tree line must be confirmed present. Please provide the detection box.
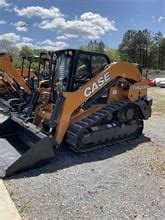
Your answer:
[80,40,121,62]
[119,29,165,70]
[80,29,165,70]
[0,29,164,70]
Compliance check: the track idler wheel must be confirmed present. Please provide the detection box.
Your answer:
[117,108,134,122]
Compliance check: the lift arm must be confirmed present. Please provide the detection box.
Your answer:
[0,53,32,95]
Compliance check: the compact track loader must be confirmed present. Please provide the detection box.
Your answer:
[0,49,152,178]
[0,53,32,98]
[0,52,32,115]
[0,51,55,111]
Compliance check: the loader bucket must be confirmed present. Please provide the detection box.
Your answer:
[0,116,55,178]
[0,98,10,115]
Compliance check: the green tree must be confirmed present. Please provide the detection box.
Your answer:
[105,48,121,62]
[80,40,121,62]
[159,37,165,69]
[149,32,163,69]
[12,46,44,69]
[119,30,138,62]
[12,46,35,68]
[80,40,105,53]
[19,45,34,57]
[12,48,22,68]
[118,29,165,69]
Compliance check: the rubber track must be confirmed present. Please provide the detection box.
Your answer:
[66,100,143,152]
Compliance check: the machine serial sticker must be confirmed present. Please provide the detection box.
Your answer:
[132,85,148,90]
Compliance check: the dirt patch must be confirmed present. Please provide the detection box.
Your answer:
[148,87,165,116]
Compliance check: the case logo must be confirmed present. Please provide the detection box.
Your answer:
[84,72,111,97]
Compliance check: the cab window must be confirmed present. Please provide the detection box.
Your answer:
[92,56,109,75]
[76,54,91,77]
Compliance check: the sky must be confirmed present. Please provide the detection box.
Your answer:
[0,0,165,50]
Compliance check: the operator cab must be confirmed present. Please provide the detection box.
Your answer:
[54,49,110,92]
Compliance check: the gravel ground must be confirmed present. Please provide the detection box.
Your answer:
[2,87,165,219]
